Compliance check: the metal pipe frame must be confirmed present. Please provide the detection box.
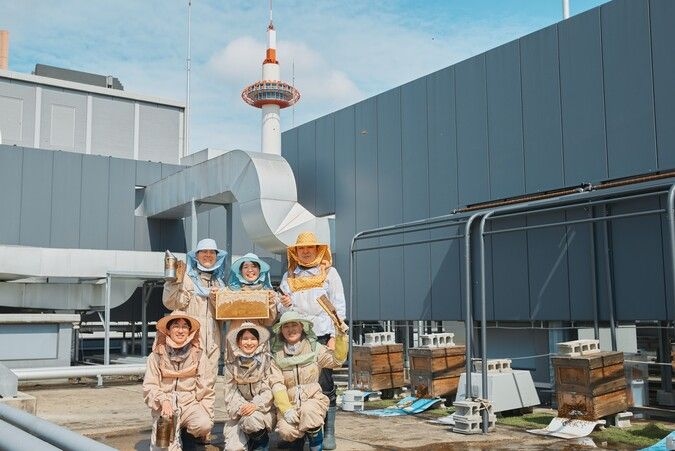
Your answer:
[0,419,61,451]
[13,364,147,381]
[0,403,116,451]
[348,178,675,417]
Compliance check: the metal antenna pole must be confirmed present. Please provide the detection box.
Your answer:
[185,0,193,158]
[562,0,570,19]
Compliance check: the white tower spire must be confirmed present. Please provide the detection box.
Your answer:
[242,1,300,154]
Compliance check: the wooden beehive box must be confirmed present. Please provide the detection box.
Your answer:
[215,289,270,320]
[409,346,466,398]
[352,344,404,391]
[552,351,629,420]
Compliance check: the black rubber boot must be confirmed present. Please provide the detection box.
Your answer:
[306,426,323,451]
[322,406,336,450]
[247,429,269,451]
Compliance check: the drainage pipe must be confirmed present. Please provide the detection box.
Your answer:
[0,403,116,451]
[667,184,675,319]
[463,213,483,400]
[478,211,494,433]
[601,205,617,350]
[0,419,61,451]
[13,364,146,381]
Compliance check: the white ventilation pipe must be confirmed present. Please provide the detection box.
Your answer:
[13,364,146,381]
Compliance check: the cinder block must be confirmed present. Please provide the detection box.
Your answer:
[557,339,600,356]
[420,332,456,348]
[613,411,633,428]
[452,413,496,434]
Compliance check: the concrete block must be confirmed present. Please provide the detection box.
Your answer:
[363,332,396,346]
[473,359,512,373]
[420,332,455,348]
[0,391,37,415]
[557,339,600,356]
[613,411,633,428]
[452,413,496,434]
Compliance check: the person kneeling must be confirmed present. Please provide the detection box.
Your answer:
[222,322,275,451]
[143,311,214,450]
[269,311,348,451]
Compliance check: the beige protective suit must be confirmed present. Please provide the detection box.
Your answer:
[163,270,223,382]
[222,322,276,451]
[269,312,348,442]
[143,314,215,451]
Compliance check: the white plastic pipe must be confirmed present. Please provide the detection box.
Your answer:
[0,403,116,451]
[13,364,146,381]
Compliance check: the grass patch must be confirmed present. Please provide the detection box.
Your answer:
[591,422,670,449]
[498,412,672,449]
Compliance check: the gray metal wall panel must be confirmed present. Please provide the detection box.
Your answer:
[486,41,525,199]
[134,216,153,251]
[281,128,299,181]
[297,122,317,213]
[376,90,405,320]
[334,107,356,317]
[527,213,570,320]
[79,155,110,249]
[315,115,335,216]
[601,0,657,177]
[401,79,432,320]
[161,163,183,178]
[520,26,564,193]
[135,160,163,186]
[427,67,462,320]
[162,219,186,253]
[491,218,529,320]
[610,199,666,320]
[107,158,135,250]
[19,149,53,247]
[50,151,82,248]
[558,8,608,185]
[354,98,380,320]
[565,208,596,320]
[91,95,134,159]
[40,87,87,152]
[455,55,490,206]
[0,80,36,146]
[138,103,180,164]
[650,0,675,169]
[0,147,23,244]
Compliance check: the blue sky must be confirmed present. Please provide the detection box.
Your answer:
[2,0,608,155]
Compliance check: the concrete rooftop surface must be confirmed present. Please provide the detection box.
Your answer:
[13,376,588,450]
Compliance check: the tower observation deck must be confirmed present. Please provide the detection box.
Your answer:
[242,7,300,155]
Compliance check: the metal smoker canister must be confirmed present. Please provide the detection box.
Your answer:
[155,414,175,447]
[164,250,177,281]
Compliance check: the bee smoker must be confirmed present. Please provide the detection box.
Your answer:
[164,250,177,281]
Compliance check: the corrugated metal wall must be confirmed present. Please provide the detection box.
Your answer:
[0,77,182,163]
[0,145,184,252]
[282,0,675,322]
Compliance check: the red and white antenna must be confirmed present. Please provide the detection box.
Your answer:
[242,0,300,154]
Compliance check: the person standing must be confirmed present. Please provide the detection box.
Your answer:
[143,311,214,450]
[278,232,345,450]
[163,238,227,384]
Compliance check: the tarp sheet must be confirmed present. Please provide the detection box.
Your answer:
[527,417,605,439]
[358,396,443,417]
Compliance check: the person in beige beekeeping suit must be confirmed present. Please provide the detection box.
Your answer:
[222,321,275,451]
[163,238,227,384]
[269,311,348,451]
[143,311,214,450]
[277,232,346,450]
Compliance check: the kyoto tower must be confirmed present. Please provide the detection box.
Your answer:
[242,3,300,155]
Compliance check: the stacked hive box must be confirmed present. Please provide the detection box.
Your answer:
[552,340,629,420]
[352,333,404,392]
[409,333,466,399]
